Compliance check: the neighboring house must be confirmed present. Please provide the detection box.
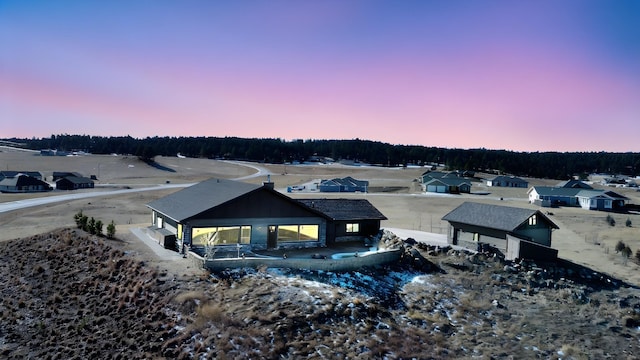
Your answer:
[487,176,528,188]
[318,176,368,192]
[529,186,629,211]
[297,199,387,243]
[0,171,43,181]
[420,170,459,184]
[422,177,472,194]
[147,178,331,253]
[0,174,52,193]
[442,202,559,261]
[56,176,95,190]
[576,190,629,211]
[528,187,581,207]
[555,180,593,189]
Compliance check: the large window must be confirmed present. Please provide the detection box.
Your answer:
[346,223,360,233]
[277,224,319,242]
[191,226,251,246]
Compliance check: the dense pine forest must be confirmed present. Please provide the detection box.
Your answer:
[5,135,640,180]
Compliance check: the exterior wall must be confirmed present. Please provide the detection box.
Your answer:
[506,235,558,261]
[330,219,381,243]
[184,216,327,251]
[513,226,552,247]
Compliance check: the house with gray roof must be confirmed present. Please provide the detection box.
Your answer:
[528,186,581,207]
[576,190,629,211]
[529,185,629,211]
[318,176,368,192]
[297,199,387,243]
[0,174,52,193]
[146,178,388,258]
[422,177,471,194]
[487,175,528,188]
[442,202,559,261]
[56,176,95,190]
[147,178,330,253]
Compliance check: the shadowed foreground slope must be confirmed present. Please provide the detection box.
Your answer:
[1,228,639,359]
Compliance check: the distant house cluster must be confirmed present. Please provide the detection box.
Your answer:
[420,171,472,194]
[0,170,95,193]
[0,171,51,193]
[528,180,629,211]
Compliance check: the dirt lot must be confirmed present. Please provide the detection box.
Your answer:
[2,147,640,286]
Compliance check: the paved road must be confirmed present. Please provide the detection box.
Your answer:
[0,184,191,214]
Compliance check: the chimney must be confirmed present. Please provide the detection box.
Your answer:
[263,174,274,189]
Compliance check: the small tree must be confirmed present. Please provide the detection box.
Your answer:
[615,240,626,253]
[95,220,103,237]
[635,248,640,263]
[622,245,633,265]
[79,215,89,232]
[88,217,97,235]
[106,221,116,239]
[626,218,632,227]
[607,214,616,227]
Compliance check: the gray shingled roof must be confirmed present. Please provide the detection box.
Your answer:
[530,186,582,197]
[58,176,93,184]
[442,202,558,231]
[490,175,528,183]
[576,189,629,200]
[146,178,261,221]
[297,199,387,221]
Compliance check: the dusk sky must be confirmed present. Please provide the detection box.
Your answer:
[1,1,639,152]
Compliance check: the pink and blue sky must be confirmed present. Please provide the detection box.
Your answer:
[1,1,638,152]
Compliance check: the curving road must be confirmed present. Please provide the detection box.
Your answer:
[0,160,271,214]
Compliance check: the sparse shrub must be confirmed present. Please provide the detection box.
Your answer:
[622,246,633,258]
[606,214,616,226]
[626,218,632,227]
[615,240,625,253]
[73,210,84,228]
[635,248,640,263]
[106,221,116,239]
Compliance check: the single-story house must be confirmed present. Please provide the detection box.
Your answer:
[529,186,629,211]
[528,186,581,207]
[146,178,386,255]
[0,174,52,193]
[442,202,559,261]
[297,199,387,243]
[423,177,472,194]
[487,175,528,188]
[56,176,95,190]
[318,176,368,192]
[0,171,43,181]
[576,190,629,211]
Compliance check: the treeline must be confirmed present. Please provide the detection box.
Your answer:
[8,134,640,179]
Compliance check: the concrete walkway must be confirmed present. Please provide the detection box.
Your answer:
[128,227,184,261]
[383,227,448,246]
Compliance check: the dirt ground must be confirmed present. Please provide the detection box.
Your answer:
[2,146,640,286]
